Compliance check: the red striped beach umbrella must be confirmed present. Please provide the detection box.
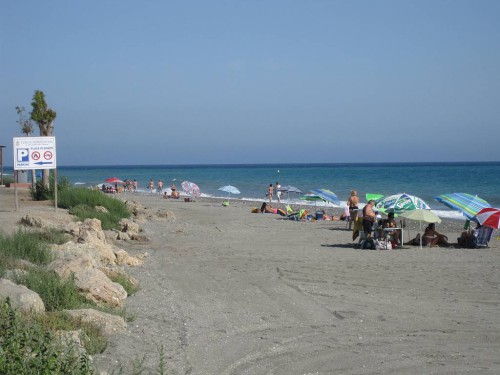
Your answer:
[474,207,500,229]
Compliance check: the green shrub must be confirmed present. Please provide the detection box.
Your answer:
[2,175,15,185]
[13,268,90,312]
[36,311,108,355]
[0,230,54,265]
[0,298,95,374]
[58,188,130,230]
[31,179,52,200]
[33,227,72,245]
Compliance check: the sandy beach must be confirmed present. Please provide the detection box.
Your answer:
[2,188,500,374]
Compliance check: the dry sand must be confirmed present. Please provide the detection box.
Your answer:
[1,188,500,374]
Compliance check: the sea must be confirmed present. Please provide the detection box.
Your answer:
[3,162,500,220]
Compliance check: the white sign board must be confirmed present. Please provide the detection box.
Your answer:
[13,137,57,170]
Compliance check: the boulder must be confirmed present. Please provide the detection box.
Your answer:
[48,255,99,279]
[119,218,140,235]
[99,266,139,289]
[113,249,146,266]
[48,256,127,307]
[77,268,127,307]
[0,278,45,314]
[64,309,127,336]
[70,218,107,245]
[51,241,117,266]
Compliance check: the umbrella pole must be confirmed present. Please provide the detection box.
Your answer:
[420,221,423,249]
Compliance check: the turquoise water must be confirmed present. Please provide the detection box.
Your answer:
[5,162,500,217]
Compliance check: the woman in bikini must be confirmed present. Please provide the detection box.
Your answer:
[423,223,450,247]
[347,190,360,229]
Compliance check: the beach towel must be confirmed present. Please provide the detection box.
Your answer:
[352,217,363,240]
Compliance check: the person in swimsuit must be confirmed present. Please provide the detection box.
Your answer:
[267,183,273,203]
[383,212,401,244]
[362,200,376,239]
[347,190,360,229]
[423,223,450,247]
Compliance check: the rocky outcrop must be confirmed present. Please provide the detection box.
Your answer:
[71,218,107,245]
[48,256,127,307]
[52,241,117,266]
[0,278,45,314]
[64,309,127,335]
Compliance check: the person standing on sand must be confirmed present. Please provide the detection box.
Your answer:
[347,190,360,230]
[148,179,154,193]
[362,199,376,239]
[267,183,274,203]
[133,179,138,192]
[275,182,281,203]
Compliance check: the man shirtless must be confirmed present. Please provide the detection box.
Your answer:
[362,200,377,239]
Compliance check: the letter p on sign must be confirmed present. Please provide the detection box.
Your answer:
[17,148,29,162]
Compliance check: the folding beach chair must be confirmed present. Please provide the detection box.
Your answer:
[474,226,494,248]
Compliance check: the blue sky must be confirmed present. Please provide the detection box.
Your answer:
[1,0,499,166]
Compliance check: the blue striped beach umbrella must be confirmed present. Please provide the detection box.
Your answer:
[435,193,491,222]
[309,189,341,206]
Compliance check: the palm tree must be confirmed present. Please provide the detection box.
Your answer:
[30,90,57,187]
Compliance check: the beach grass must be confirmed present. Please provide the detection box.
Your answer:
[58,188,130,230]
[0,229,54,266]
[13,267,89,312]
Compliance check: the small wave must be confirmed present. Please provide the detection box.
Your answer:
[74,182,87,185]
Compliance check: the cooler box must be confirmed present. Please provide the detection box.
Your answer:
[315,211,323,220]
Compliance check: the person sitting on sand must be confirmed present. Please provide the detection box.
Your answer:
[457,223,483,248]
[383,212,401,244]
[423,223,450,247]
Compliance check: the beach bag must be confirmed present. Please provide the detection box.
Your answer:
[375,239,392,250]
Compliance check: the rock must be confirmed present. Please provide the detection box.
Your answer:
[51,242,116,266]
[119,218,140,235]
[77,268,127,307]
[95,206,109,213]
[54,329,86,355]
[0,278,45,314]
[113,249,144,266]
[48,256,127,307]
[64,309,127,336]
[48,255,99,279]
[156,209,176,221]
[99,266,139,289]
[71,218,107,245]
[18,214,44,228]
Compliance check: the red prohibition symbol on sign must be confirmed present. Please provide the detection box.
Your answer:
[43,151,53,160]
[32,151,41,160]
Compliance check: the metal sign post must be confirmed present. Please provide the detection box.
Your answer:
[12,137,57,211]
